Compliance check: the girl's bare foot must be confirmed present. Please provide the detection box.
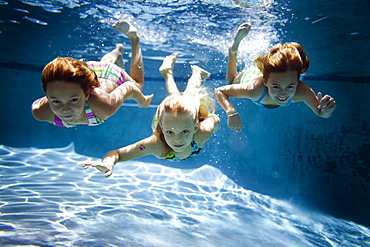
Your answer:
[191,65,210,81]
[113,20,138,39]
[114,43,124,53]
[113,44,125,68]
[101,44,124,67]
[159,53,178,75]
[139,94,154,108]
[230,23,252,53]
[185,65,210,91]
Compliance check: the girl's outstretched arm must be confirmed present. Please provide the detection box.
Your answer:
[215,83,257,132]
[82,135,164,177]
[201,113,220,134]
[296,82,337,118]
[215,84,248,115]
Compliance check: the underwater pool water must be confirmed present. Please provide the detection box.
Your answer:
[1,144,369,246]
[1,0,370,246]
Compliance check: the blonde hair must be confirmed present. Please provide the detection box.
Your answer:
[42,57,99,96]
[152,87,215,157]
[254,42,310,81]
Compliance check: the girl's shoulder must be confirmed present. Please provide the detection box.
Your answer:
[294,81,315,101]
[193,133,207,149]
[31,97,54,123]
[220,76,265,99]
[86,88,115,120]
[194,114,220,148]
[246,77,266,100]
[143,134,166,157]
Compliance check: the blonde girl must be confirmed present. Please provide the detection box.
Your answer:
[215,23,337,132]
[83,53,220,177]
[32,20,153,127]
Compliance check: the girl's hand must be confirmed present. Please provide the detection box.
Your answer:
[317,92,337,115]
[82,160,114,177]
[227,114,242,132]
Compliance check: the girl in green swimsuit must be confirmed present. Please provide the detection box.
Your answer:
[83,53,220,177]
[215,23,337,132]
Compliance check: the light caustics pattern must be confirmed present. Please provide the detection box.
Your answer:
[13,0,283,69]
[0,144,369,246]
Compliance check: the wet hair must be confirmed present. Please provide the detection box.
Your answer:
[41,57,100,96]
[254,42,310,81]
[152,87,215,157]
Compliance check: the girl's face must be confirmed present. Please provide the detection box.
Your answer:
[265,70,298,105]
[46,81,88,124]
[161,112,198,153]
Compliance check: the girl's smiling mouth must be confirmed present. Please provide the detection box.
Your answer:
[276,96,288,102]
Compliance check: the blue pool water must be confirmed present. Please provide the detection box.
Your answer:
[1,144,370,246]
[1,0,370,246]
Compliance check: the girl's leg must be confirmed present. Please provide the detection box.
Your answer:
[113,20,145,91]
[184,65,210,93]
[159,53,180,95]
[100,44,125,68]
[226,23,251,84]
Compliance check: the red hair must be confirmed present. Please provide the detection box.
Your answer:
[254,42,310,80]
[41,57,99,96]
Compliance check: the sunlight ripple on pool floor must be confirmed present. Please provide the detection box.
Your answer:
[0,144,369,246]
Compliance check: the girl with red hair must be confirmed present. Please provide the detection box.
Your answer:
[215,23,337,132]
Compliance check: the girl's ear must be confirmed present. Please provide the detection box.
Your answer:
[194,124,198,133]
[85,88,93,101]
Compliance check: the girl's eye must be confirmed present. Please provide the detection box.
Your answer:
[166,130,173,135]
[182,130,189,134]
[272,85,280,90]
[287,85,296,89]
[70,98,79,103]
[52,100,61,104]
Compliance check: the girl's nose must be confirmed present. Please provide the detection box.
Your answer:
[173,136,182,143]
[62,105,72,112]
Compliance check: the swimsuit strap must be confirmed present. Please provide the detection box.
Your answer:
[254,87,268,104]
[53,115,69,127]
[84,102,105,125]
[188,140,202,158]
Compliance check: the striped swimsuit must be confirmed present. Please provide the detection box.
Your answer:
[53,62,126,127]
[86,61,126,86]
